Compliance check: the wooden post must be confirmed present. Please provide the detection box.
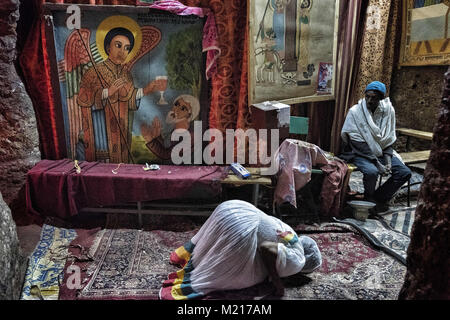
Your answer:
[283,0,298,72]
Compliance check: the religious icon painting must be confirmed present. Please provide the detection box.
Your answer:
[399,0,450,66]
[248,0,339,105]
[43,4,212,164]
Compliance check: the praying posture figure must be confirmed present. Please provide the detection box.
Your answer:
[159,200,322,300]
[340,81,411,212]
[140,94,200,161]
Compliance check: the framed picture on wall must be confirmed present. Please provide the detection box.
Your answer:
[43,4,209,165]
[399,0,450,67]
[248,0,340,105]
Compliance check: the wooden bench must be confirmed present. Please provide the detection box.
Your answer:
[221,167,273,207]
[396,128,433,206]
[396,127,432,154]
[398,150,431,165]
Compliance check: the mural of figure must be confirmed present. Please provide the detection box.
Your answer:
[77,26,166,163]
[140,95,200,161]
[297,0,312,77]
[255,28,283,83]
[271,0,287,58]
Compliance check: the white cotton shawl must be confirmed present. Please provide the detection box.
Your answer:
[187,200,319,294]
[341,97,397,158]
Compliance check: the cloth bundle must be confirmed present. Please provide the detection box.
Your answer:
[160,200,322,300]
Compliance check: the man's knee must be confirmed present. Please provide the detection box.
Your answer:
[362,167,379,180]
[395,164,412,180]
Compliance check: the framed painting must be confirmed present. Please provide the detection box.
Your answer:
[43,4,209,165]
[399,0,450,66]
[248,0,339,105]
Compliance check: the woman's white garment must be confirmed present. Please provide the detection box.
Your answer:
[188,200,321,294]
[341,97,397,158]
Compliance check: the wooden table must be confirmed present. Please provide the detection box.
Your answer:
[221,167,272,206]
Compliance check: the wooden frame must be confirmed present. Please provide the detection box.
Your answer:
[399,0,450,67]
[248,0,340,105]
[43,3,209,164]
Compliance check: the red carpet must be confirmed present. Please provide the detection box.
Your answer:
[57,218,405,300]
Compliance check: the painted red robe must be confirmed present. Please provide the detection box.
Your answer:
[78,58,139,163]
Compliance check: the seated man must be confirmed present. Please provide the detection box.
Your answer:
[340,81,411,213]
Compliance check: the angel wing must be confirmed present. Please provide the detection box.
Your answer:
[125,26,162,71]
[60,29,104,160]
[124,26,162,154]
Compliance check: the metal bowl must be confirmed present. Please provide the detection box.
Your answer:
[347,200,376,221]
[347,200,376,209]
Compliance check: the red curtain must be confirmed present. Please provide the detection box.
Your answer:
[18,0,249,160]
[182,0,250,131]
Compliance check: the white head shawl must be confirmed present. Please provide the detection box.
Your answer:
[341,97,396,157]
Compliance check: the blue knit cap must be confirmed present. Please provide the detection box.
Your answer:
[365,81,386,96]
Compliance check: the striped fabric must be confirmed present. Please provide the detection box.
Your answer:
[278,231,299,246]
[380,207,416,236]
[160,240,204,300]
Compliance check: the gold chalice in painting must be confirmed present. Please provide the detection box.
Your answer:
[156,75,168,105]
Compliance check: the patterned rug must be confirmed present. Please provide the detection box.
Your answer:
[59,220,405,300]
[58,214,201,300]
[77,228,198,299]
[21,224,77,300]
[379,206,416,236]
[334,216,411,265]
[206,223,406,300]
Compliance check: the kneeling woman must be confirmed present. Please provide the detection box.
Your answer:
[160,200,322,299]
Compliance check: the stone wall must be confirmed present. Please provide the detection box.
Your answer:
[0,192,27,300]
[390,66,447,152]
[398,67,450,300]
[0,0,41,210]
[0,0,39,300]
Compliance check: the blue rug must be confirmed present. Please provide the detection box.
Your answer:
[20,224,77,300]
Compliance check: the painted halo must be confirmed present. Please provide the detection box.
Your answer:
[96,15,142,64]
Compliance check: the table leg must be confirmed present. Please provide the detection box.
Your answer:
[407,179,411,207]
[252,184,260,206]
[138,201,143,228]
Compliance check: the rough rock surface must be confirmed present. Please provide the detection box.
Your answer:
[0,0,39,300]
[390,66,446,152]
[0,0,40,209]
[0,191,27,300]
[398,68,450,300]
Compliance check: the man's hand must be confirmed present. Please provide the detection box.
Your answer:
[376,160,390,176]
[143,79,167,95]
[108,78,127,98]
[259,241,284,296]
[141,117,161,142]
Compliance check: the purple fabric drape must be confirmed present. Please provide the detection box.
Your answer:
[26,159,227,218]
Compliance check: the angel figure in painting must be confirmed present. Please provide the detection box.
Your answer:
[62,15,166,163]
